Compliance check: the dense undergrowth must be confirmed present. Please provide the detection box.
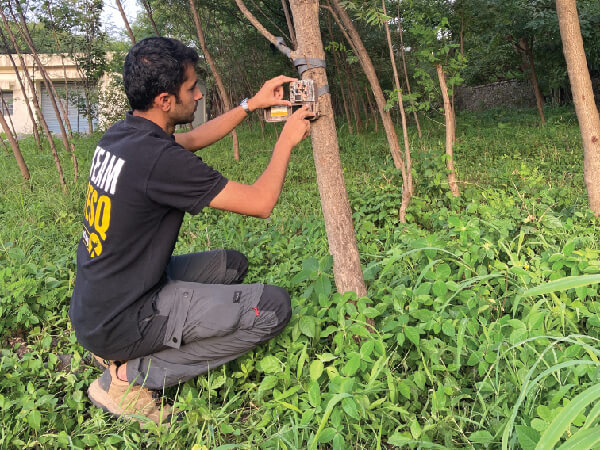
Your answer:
[1,106,599,448]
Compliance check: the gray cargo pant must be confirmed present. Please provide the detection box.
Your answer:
[110,249,291,389]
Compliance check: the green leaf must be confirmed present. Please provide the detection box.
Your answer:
[470,430,493,444]
[308,380,321,407]
[259,356,281,373]
[404,326,421,346]
[442,320,455,337]
[362,307,381,318]
[342,396,359,419]
[28,409,41,431]
[314,274,332,298]
[556,427,600,450]
[310,359,324,381]
[522,275,600,298]
[515,425,540,450]
[317,427,337,443]
[536,384,600,449]
[309,393,352,450]
[299,316,316,338]
[258,376,278,396]
[343,353,361,377]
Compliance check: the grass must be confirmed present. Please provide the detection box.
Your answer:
[0,106,599,448]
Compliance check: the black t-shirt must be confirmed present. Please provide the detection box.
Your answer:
[69,113,228,355]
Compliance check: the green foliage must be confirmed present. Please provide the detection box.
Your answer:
[1,107,600,447]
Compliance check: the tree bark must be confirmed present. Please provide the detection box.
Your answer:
[288,0,366,297]
[115,0,136,44]
[281,0,297,48]
[557,0,600,215]
[0,29,40,148]
[515,36,545,125]
[397,6,422,139]
[142,0,160,35]
[365,86,378,133]
[11,4,78,180]
[0,10,67,190]
[190,0,240,160]
[329,0,405,175]
[383,0,412,204]
[0,105,29,180]
[436,64,460,197]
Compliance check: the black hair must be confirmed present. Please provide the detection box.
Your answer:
[123,37,199,111]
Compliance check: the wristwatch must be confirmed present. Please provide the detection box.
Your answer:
[240,97,250,113]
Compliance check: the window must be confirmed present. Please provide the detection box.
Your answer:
[0,91,13,115]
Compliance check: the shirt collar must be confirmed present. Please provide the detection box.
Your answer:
[125,111,175,140]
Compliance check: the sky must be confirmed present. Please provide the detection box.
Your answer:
[101,0,141,38]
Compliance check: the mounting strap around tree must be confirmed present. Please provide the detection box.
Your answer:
[317,85,330,97]
[293,57,326,76]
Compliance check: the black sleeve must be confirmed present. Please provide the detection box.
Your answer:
[146,144,228,215]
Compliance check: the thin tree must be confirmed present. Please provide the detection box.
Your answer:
[382,0,412,198]
[141,0,160,36]
[9,2,78,179]
[556,0,600,215]
[396,1,422,138]
[235,0,367,297]
[115,0,136,44]
[436,63,459,197]
[513,36,545,125]
[327,0,412,221]
[0,30,41,148]
[189,0,240,161]
[0,98,29,180]
[0,14,67,190]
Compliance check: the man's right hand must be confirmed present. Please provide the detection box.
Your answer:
[278,106,315,148]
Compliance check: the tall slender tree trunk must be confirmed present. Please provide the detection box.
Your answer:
[436,64,460,197]
[288,0,366,297]
[325,15,353,132]
[281,0,297,48]
[515,37,545,125]
[383,0,412,204]
[557,0,600,215]
[142,0,160,35]
[189,0,240,160]
[11,4,78,180]
[0,30,40,148]
[0,11,66,190]
[115,0,136,44]
[0,107,29,180]
[397,7,422,139]
[329,0,405,172]
[365,86,378,133]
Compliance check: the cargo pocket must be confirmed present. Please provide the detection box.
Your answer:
[183,300,243,342]
[162,287,192,349]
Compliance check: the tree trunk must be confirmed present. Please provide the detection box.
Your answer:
[142,0,160,35]
[288,0,366,297]
[0,11,67,190]
[382,0,412,203]
[11,4,78,180]
[515,36,545,125]
[189,0,240,160]
[0,30,40,148]
[365,86,378,133]
[0,106,29,180]
[345,62,362,132]
[115,0,136,44]
[557,0,600,215]
[281,0,297,48]
[436,64,460,197]
[397,7,422,139]
[329,0,405,174]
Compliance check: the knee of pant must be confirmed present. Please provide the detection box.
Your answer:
[225,249,249,281]
[259,285,291,327]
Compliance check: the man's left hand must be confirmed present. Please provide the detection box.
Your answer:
[247,75,297,112]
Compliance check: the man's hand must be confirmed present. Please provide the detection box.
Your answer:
[247,75,297,112]
[278,106,315,147]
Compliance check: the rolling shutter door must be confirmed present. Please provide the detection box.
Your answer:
[40,83,96,134]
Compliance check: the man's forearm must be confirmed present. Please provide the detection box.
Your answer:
[175,105,249,152]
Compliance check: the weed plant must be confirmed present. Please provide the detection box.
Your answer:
[0,106,599,448]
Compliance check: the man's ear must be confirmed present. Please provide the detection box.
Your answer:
[154,92,172,112]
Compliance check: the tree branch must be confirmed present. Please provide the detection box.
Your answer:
[234,0,297,59]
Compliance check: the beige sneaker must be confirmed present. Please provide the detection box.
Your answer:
[87,363,174,425]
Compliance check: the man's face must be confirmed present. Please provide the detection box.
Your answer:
[171,64,203,125]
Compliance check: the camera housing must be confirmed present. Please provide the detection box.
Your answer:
[264,80,318,122]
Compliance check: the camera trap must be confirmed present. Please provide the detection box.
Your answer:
[264,80,318,122]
